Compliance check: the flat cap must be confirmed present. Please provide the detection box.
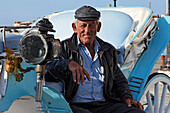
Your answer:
[75,5,100,21]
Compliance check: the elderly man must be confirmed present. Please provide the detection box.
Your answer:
[45,5,145,113]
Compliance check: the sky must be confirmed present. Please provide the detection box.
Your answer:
[0,0,166,26]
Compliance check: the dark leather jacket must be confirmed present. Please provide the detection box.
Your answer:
[45,33,132,103]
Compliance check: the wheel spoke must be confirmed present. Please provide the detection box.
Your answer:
[159,83,167,113]
[154,83,159,113]
[165,102,170,113]
[146,91,154,113]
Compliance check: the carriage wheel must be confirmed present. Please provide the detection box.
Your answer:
[139,73,170,113]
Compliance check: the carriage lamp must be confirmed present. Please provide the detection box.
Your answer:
[19,32,48,65]
[19,18,61,102]
[19,18,61,64]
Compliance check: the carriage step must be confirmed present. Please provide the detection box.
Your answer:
[129,76,144,93]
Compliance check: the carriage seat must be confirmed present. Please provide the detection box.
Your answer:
[45,10,134,92]
[47,10,134,64]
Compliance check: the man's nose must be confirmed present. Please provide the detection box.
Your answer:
[84,25,90,33]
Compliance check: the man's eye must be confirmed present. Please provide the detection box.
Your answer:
[90,24,95,27]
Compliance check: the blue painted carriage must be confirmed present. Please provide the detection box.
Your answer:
[0,6,169,113]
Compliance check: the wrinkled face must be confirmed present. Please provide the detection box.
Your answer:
[72,20,101,46]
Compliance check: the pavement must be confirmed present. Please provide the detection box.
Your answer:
[151,57,170,76]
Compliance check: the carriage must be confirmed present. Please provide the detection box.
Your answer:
[0,6,169,113]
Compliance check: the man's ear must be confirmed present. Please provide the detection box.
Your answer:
[97,22,101,32]
[72,23,77,33]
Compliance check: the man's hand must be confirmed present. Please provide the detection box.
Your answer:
[68,60,91,85]
[124,98,144,111]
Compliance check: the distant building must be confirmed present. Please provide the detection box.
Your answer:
[13,20,35,33]
[14,20,35,26]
